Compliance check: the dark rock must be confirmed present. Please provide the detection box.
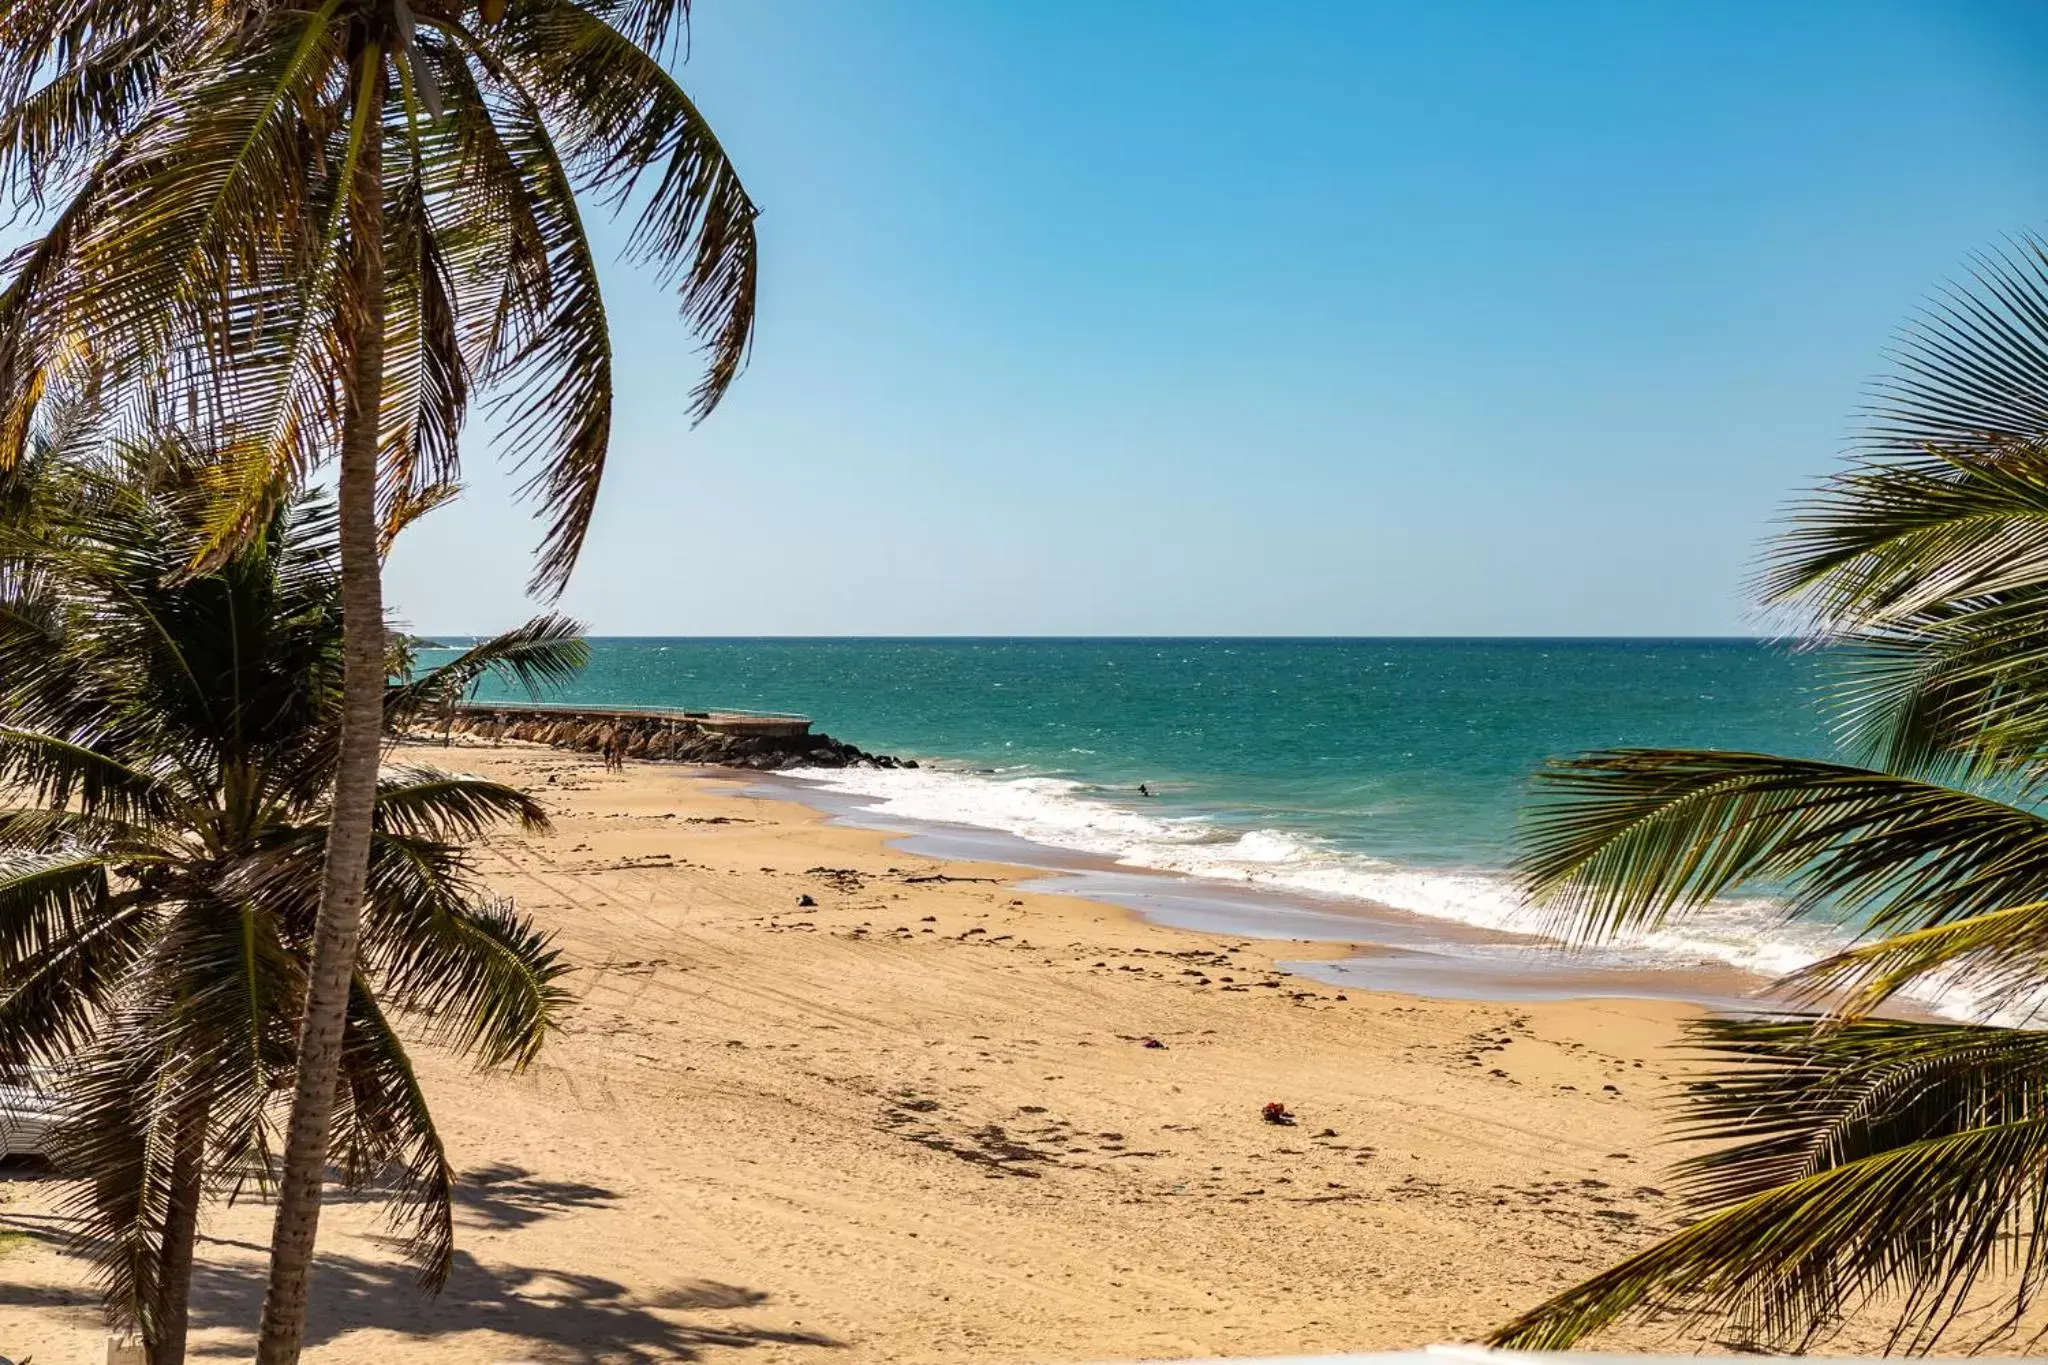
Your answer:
[414,707,904,772]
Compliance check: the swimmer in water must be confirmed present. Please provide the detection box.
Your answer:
[1138,783,1152,797]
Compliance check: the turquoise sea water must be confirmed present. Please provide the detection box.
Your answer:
[449,638,1872,983]
[466,636,1827,865]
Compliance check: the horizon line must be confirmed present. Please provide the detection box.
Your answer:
[415,632,1804,644]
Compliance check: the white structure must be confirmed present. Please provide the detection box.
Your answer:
[0,1083,57,1158]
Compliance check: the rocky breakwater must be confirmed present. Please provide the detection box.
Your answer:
[428,707,915,771]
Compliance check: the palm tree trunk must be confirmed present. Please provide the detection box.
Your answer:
[149,1086,212,1365]
[255,43,386,1365]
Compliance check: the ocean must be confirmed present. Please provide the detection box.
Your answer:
[449,637,1899,1001]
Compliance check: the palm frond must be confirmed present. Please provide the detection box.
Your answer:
[381,478,461,546]
[1786,903,2048,1019]
[490,0,756,421]
[25,8,342,424]
[0,726,182,826]
[134,890,301,1221]
[0,849,119,968]
[1813,624,2037,782]
[46,1017,188,1342]
[1495,231,2048,1359]
[0,10,357,580]
[177,12,366,570]
[376,167,468,551]
[360,858,569,1071]
[413,38,550,383]
[0,893,153,1076]
[584,0,694,63]
[1673,1017,2048,1199]
[1520,748,2048,942]
[1763,447,2048,629]
[1754,442,2048,776]
[437,36,615,597]
[0,7,181,205]
[374,767,550,840]
[332,977,455,1289]
[1492,1017,2048,1352]
[0,173,109,470]
[383,613,587,723]
[0,805,144,855]
[1867,237,2048,465]
[0,0,190,106]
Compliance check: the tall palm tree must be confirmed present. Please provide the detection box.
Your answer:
[0,5,756,1356]
[1491,239,2048,1352]
[0,442,583,1365]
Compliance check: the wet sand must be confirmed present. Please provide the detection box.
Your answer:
[0,741,1804,1362]
[758,770,1796,1014]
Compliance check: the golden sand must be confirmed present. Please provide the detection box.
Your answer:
[0,741,1721,1363]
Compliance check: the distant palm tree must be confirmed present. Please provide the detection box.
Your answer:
[0,6,756,1355]
[0,441,583,1365]
[1492,240,2048,1352]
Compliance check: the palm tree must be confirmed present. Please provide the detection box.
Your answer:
[0,441,583,1365]
[1491,239,2048,1352]
[0,6,756,1356]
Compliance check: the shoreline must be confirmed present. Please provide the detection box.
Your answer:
[0,740,1712,1358]
[439,636,1866,1018]
[0,739,1870,1362]
[750,767,1791,1014]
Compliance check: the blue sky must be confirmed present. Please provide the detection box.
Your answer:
[388,0,2048,637]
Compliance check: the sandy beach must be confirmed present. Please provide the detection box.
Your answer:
[0,741,1721,1363]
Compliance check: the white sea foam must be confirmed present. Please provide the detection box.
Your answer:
[787,761,2009,1020]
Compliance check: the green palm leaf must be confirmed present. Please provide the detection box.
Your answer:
[1764,447,2048,627]
[1786,903,2048,1018]
[440,36,617,596]
[1496,238,2048,1354]
[1521,748,2048,941]
[46,1019,189,1345]
[0,894,153,1075]
[489,0,756,420]
[333,979,456,1288]
[0,6,179,203]
[383,612,588,724]
[0,4,750,1353]
[23,8,345,452]
[0,449,577,1351]
[1866,238,2048,463]
[1493,1018,2048,1352]
[376,168,468,549]
[373,768,550,840]
[1758,444,2048,775]
[0,850,120,966]
[359,839,568,1070]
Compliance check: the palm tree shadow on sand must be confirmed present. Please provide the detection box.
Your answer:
[451,1162,624,1233]
[1,1163,842,1362]
[182,1249,840,1363]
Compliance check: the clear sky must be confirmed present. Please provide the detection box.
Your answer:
[387,0,2048,638]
